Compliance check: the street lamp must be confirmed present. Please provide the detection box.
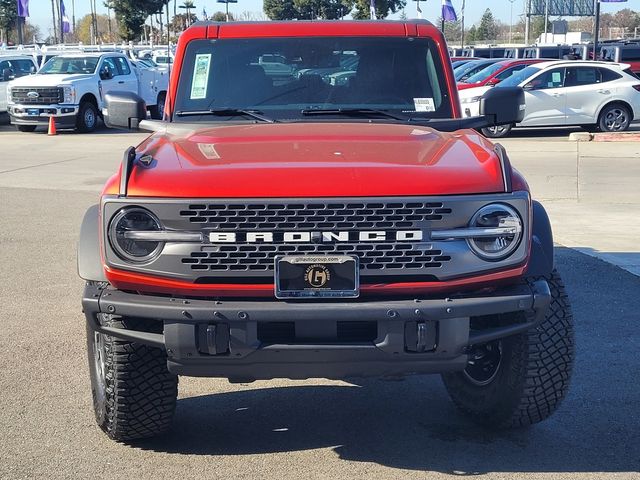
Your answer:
[217,0,238,22]
[508,0,516,43]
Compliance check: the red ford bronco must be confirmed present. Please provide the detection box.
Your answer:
[79,20,574,441]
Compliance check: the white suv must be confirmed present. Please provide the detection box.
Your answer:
[459,61,640,137]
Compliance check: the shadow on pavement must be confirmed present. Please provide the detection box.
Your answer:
[132,247,640,474]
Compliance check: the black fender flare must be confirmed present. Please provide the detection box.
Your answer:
[77,204,107,282]
[525,201,554,277]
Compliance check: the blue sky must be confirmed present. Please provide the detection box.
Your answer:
[29,0,640,38]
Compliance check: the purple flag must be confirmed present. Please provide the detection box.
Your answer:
[442,0,457,21]
[61,0,71,33]
[17,0,29,17]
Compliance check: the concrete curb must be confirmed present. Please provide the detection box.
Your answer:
[569,131,640,142]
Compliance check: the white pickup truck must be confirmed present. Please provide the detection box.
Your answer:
[0,55,38,113]
[7,52,167,132]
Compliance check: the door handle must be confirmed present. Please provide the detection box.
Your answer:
[118,80,125,84]
[552,93,563,97]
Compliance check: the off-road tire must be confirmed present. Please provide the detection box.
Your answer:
[87,314,178,441]
[442,270,574,429]
[481,123,513,138]
[16,125,37,132]
[598,103,632,132]
[76,101,98,133]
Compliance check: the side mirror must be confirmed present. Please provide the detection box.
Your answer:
[479,87,525,126]
[486,77,501,86]
[103,91,147,130]
[2,68,14,82]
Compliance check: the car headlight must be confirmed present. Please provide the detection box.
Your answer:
[61,85,75,104]
[108,207,164,263]
[460,96,482,104]
[467,204,523,261]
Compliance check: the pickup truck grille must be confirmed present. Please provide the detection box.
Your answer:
[11,87,63,105]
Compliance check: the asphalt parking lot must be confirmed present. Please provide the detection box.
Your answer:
[1,119,639,479]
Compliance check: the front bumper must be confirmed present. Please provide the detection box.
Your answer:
[8,104,78,127]
[83,280,551,381]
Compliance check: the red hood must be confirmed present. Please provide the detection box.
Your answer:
[458,82,485,90]
[108,123,505,198]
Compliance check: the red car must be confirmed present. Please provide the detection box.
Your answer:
[458,59,544,90]
[79,20,574,441]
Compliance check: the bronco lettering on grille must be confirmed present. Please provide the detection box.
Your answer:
[209,230,423,243]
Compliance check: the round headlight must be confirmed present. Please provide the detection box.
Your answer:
[108,207,163,263]
[467,204,522,261]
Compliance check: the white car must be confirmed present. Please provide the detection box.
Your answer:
[459,60,640,138]
[0,55,37,113]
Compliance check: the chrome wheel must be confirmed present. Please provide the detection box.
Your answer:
[602,107,629,132]
[463,340,503,386]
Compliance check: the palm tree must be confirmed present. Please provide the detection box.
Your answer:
[179,1,196,27]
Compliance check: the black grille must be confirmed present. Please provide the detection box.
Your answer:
[180,201,452,230]
[182,243,451,273]
[11,87,63,105]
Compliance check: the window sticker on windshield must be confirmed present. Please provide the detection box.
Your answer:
[413,98,435,112]
[190,54,211,99]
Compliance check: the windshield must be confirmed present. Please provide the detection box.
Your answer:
[40,56,98,74]
[454,60,497,81]
[496,65,541,87]
[174,37,452,122]
[0,58,35,78]
[464,62,505,84]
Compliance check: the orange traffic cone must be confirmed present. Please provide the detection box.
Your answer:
[48,116,57,136]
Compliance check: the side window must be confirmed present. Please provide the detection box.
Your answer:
[115,57,131,75]
[525,68,565,90]
[0,60,10,78]
[566,67,600,87]
[599,68,622,82]
[102,57,119,77]
[621,47,640,61]
[495,64,526,81]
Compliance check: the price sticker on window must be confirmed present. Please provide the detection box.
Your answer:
[190,54,211,100]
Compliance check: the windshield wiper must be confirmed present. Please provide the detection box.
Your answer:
[300,108,407,121]
[175,108,276,123]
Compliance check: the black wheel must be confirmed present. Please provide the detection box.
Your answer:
[16,125,37,132]
[481,123,513,138]
[150,91,166,120]
[87,314,178,441]
[76,101,98,133]
[598,103,631,132]
[442,270,574,429]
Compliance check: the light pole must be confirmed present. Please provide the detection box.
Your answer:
[217,0,238,22]
[508,0,516,43]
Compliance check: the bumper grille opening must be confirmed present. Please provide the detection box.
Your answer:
[257,321,378,344]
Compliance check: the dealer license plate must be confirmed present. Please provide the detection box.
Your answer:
[27,109,39,116]
[275,255,359,299]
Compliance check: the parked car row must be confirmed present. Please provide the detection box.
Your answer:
[450,40,640,74]
[0,50,169,132]
[457,60,640,137]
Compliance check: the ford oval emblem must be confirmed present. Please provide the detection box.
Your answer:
[27,91,39,98]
